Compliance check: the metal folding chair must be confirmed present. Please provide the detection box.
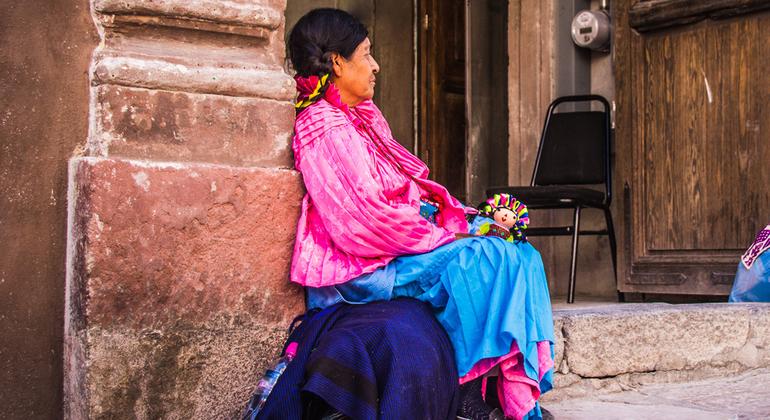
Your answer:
[487,95,616,303]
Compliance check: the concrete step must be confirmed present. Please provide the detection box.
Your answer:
[546,367,770,419]
[544,302,770,403]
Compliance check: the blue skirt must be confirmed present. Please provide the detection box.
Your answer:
[307,235,554,380]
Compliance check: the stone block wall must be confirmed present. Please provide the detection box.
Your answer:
[544,303,770,402]
[64,1,304,418]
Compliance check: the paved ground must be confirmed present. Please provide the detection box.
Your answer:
[546,368,770,419]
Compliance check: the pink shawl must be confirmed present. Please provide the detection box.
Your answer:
[290,86,468,287]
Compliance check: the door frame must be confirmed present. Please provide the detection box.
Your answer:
[416,0,508,204]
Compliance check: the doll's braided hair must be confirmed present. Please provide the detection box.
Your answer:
[478,193,530,242]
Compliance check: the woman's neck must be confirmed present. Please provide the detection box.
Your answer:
[338,91,363,108]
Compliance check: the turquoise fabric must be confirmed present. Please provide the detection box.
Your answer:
[306,234,555,418]
[390,237,554,379]
[305,263,395,309]
[307,234,554,378]
[305,217,495,310]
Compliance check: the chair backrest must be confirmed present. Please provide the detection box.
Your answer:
[531,95,611,198]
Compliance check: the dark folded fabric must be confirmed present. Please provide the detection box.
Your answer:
[256,298,459,420]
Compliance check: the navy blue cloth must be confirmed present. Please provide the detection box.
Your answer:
[256,298,459,420]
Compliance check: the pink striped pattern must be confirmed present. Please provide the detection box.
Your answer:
[291,99,468,287]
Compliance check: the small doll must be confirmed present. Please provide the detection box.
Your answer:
[476,193,529,243]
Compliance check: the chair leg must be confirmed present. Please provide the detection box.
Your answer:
[604,208,617,277]
[604,206,618,286]
[567,207,582,304]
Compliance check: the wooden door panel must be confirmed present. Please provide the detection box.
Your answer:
[435,0,466,199]
[419,0,467,201]
[643,28,707,252]
[440,88,467,197]
[616,0,770,294]
[703,17,770,248]
[642,18,770,253]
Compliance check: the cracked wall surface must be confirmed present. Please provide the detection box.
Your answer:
[544,303,770,402]
[64,1,304,418]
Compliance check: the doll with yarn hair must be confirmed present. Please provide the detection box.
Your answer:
[477,193,529,243]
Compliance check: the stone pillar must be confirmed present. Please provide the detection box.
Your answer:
[64,1,304,418]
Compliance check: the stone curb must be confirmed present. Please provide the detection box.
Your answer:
[545,302,770,401]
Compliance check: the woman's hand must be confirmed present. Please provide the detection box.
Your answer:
[454,233,475,240]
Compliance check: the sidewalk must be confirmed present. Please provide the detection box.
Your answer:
[546,368,770,419]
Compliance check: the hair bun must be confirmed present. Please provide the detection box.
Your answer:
[288,8,368,77]
[295,42,332,76]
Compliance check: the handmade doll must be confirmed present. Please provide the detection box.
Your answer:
[476,193,529,243]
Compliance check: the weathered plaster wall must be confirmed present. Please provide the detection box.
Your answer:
[64,0,305,417]
[0,1,98,418]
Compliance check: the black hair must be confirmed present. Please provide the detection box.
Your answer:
[288,8,369,77]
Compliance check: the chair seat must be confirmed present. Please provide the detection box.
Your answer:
[485,95,616,304]
[486,185,607,209]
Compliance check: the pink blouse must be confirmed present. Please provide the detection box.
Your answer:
[290,98,469,287]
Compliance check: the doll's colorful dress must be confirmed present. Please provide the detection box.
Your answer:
[291,82,554,419]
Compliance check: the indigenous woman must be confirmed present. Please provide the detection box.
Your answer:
[288,8,554,420]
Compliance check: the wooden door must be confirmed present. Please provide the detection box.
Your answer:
[419,0,467,201]
[615,0,770,295]
[466,0,509,205]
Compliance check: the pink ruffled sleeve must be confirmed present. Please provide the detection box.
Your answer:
[297,125,456,258]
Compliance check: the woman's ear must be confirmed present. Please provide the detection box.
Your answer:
[330,53,343,78]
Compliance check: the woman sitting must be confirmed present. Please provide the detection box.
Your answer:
[287,8,555,420]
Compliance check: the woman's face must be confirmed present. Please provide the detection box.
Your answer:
[332,37,380,107]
